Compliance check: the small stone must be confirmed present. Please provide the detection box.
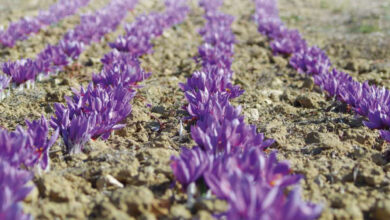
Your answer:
[305,132,321,144]
[96,174,124,190]
[294,94,318,108]
[151,106,165,114]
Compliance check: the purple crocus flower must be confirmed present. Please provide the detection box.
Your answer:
[2,59,37,85]
[170,147,212,189]
[0,128,32,168]
[58,39,84,60]
[180,67,243,100]
[0,0,91,48]
[199,0,223,11]
[93,54,151,89]
[224,178,322,220]
[0,74,10,95]
[50,105,96,154]
[51,84,134,154]
[313,68,353,98]
[25,116,59,171]
[191,111,274,155]
[198,43,234,70]
[0,161,33,220]
[109,35,154,57]
[204,149,301,199]
[270,28,307,55]
[289,46,331,75]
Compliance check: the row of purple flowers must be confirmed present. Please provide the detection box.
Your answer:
[51,0,189,154]
[253,0,390,143]
[0,0,190,218]
[0,0,134,100]
[0,0,138,218]
[0,0,90,48]
[171,0,322,219]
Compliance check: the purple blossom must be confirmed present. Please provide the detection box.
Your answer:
[51,84,134,154]
[180,67,243,100]
[0,117,58,170]
[35,44,70,76]
[109,34,154,57]
[110,0,189,57]
[58,39,84,60]
[270,28,307,55]
[25,116,59,171]
[313,68,353,98]
[2,59,37,85]
[0,161,32,220]
[204,149,301,198]
[0,74,10,92]
[199,0,223,12]
[220,176,322,220]
[0,0,91,48]
[289,46,331,75]
[198,43,234,70]
[170,147,212,189]
[191,110,274,155]
[93,56,151,89]
[0,128,32,167]
[50,105,96,154]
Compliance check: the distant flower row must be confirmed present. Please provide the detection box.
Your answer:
[0,0,134,100]
[171,0,322,219]
[253,0,390,143]
[52,0,189,154]
[0,0,90,48]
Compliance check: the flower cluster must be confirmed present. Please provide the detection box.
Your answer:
[171,1,322,219]
[0,0,90,48]
[0,161,33,220]
[50,84,135,154]
[0,116,59,171]
[51,0,189,154]
[0,116,58,219]
[109,0,189,57]
[254,0,390,143]
[1,0,137,95]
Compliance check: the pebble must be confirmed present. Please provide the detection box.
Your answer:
[96,174,124,190]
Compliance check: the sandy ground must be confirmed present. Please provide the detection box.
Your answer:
[1,0,390,219]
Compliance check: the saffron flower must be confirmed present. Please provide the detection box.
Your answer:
[289,46,331,75]
[170,147,212,189]
[25,116,59,171]
[2,59,37,85]
[0,161,33,220]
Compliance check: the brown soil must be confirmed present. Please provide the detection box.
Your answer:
[1,0,390,219]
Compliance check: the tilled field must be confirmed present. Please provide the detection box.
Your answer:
[1,0,390,219]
